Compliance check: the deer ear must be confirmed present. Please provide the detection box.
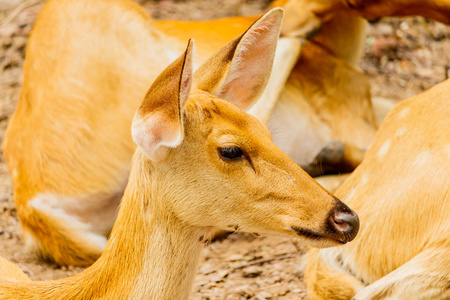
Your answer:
[193,8,283,111]
[132,40,194,161]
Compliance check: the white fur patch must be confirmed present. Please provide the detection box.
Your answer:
[395,127,407,137]
[377,140,391,159]
[360,172,369,186]
[131,112,183,161]
[28,194,108,251]
[23,230,40,253]
[320,248,364,287]
[285,224,294,232]
[11,168,18,179]
[320,248,348,274]
[412,150,432,167]
[320,248,342,269]
[445,144,450,160]
[399,107,410,119]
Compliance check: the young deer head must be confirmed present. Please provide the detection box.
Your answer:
[131,9,359,247]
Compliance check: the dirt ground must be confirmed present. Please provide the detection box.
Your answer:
[0,0,448,299]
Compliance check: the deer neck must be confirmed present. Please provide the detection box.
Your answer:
[7,154,212,300]
[86,155,212,299]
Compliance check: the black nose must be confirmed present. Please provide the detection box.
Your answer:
[315,141,344,165]
[305,141,365,177]
[328,201,360,243]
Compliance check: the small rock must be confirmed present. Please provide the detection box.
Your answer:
[199,263,215,275]
[271,275,282,283]
[399,21,409,31]
[243,266,262,278]
[255,291,272,299]
[225,254,243,262]
[271,285,289,296]
[376,23,394,36]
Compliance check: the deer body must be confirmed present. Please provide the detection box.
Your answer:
[0,11,360,299]
[3,0,370,265]
[304,79,450,299]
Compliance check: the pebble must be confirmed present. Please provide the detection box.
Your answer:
[243,266,263,278]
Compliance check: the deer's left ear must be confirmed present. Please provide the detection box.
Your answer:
[131,40,194,161]
[193,8,283,111]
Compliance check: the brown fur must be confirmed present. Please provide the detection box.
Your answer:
[0,13,359,299]
[304,79,450,299]
[0,257,30,282]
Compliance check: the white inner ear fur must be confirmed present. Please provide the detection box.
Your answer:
[217,8,283,111]
[131,112,183,161]
[131,41,194,161]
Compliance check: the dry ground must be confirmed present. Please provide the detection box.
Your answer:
[0,0,448,299]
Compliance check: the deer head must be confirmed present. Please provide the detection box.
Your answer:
[131,9,359,247]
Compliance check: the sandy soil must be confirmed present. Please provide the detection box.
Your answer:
[0,0,448,299]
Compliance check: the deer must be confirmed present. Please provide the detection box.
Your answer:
[0,10,361,299]
[2,0,373,266]
[303,78,450,299]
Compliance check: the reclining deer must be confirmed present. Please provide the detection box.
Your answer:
[2,0,374,266]
[0,10,360,299]
[304,79,450,299]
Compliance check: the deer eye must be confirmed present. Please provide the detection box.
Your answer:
[219,147,243,160]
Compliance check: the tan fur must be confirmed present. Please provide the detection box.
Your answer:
[0,14,359,299]
[304,79,450,299]
[3,0,369,265]
[0,257,30,282]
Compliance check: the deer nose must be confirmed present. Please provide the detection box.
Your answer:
[315,141,344,165]
[329,202,359,243]
[310,141,366,177]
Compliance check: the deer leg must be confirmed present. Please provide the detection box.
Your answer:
[353,247,450,300]
[304,248,365,300]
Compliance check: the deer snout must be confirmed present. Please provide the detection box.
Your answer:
[315,141,344,165]
[328,200,359,243]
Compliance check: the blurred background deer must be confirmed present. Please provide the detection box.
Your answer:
[304,78,450,300]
